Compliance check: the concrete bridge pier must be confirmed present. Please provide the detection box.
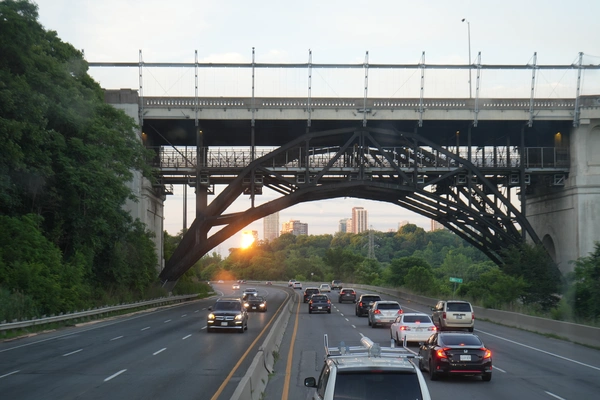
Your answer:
[527,119,600,273]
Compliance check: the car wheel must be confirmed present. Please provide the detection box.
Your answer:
[371,320,377,328]
[429,360,439,381]
[309,308,312,314]
[482,373,492,382]
[238,326,244,333]
[468,327,474,332]
[418,356,425,371]
[207,327,212,333]
[395,333,401,346]
[368,317,372,326]
[353,300,356,303]
[327,309,331,314]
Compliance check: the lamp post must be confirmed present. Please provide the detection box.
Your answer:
[461,18,472,98]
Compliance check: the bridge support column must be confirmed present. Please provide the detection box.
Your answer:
[526,119,600,273]
[104,89,166,273]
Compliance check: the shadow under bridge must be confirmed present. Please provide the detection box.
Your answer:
[159,126,543,285]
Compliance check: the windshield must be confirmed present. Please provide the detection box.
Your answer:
[333,371,422,400]
[403,315,432,323]
[213,301,241,311]
[440,334,482,346]
[446,303,472,312]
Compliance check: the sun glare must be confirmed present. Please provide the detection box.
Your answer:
[240,232,255,249]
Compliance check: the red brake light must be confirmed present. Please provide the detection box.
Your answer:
[442,312,446,319]
[436,348,450,358]
[400,325,410,331]
[429,326,437,331]
[374,309,381,314]
[397,309,403,315]
[482,348,492,359]
[472,313,475,320]
[359,302,363,307]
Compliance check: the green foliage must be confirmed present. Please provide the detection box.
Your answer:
[564,242,600,321]
[0,1,161,320]
[501,243,562,310]
[384,256,431,287]
[458,268,526,308]
[404,265,437,294]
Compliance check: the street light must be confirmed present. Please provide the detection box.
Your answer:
[461,18,472,99]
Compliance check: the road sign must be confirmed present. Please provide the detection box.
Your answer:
[449,277,463,283]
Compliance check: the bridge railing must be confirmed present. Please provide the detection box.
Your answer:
[142,96,591,110]
[151,146,569,171]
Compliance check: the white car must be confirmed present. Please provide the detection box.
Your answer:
[390,313,437,345]
[319,283,331,293]
[293,281,303,290]
[232,283,240,290]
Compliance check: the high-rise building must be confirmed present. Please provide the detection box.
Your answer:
[263,212,280,242]
[352,207,368,233]
[338,218,350,233]
[347,218,353,233]
[281,220,308,236]
[430,219,445,231]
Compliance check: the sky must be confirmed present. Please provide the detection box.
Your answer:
[32,0,600,254]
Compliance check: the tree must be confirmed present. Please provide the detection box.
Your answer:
[404,266,437,294]
[565,243,600,320]
[385,256,431,287]
[501,243,562,310]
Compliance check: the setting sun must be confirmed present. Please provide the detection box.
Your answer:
[240,231,256,249]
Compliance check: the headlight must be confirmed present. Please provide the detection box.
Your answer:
[260,303,265,307]
[235,314,243,320]
[208,313,215,320]
[244,303,249,307]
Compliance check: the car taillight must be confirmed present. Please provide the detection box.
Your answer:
[397,309,403,315]
[472,313,475,321]
[442,312,446,319]
[436,348,450,359]
[400,325,410,331]
[359,302,363,307]
[482,348,492,359]
[428,326,437,331]
[374,309,381,314]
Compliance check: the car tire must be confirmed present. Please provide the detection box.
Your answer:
[353,300,356,303]
[395,333,401,346]
[309,308,312,314]
[238,326,244,333]
[429,360,439,381]
[482,373,492,382]
[327,309,331,314]
[468,327,474,332]
[418,356,425,371]
[207,327,212,333]
[368,317,372,326]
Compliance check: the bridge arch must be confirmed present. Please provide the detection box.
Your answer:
[160,126,546,284]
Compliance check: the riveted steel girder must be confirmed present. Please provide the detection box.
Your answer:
[160,126,542,283]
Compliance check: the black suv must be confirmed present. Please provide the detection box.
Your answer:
[338,288,357,303]
[207,297,248,333]
[303,287,321,303]
[355,294,382,317]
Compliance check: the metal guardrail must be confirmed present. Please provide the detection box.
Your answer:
[0,294,200,332]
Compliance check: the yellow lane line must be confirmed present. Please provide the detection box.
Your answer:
[282,293,301,400]
[210,291,291,400]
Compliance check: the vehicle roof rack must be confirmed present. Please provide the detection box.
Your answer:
[323,334,420,360]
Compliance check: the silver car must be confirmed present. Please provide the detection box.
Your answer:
[368,300,403,328]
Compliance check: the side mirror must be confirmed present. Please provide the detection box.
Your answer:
[304,377,317,388]
[418,342,424,347]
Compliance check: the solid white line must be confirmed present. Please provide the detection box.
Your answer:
[110,336,123,341]
[141,327,150,331]
[63,349,83,357]
[164,319,171,323]
[544,391,566,400]
[182,334,191,340]
[0,370,20,379]
[352,325,356,329]
[493,365,507,373]
[345,318,349,322]
[104,369,127,382]
[181,314,187,317]
[153,348,167,355]
[476,328,600,372]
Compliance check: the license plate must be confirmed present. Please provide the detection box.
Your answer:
[221,322,228,326]
[456,315,463,319]
[460,355,471,361]
[416,328,423,331]
[252,307,257,309]
[318,307,323,309]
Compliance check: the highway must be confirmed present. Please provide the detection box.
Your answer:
[265,285,600,400]
[0,284,288,400]
[1,283,599,400]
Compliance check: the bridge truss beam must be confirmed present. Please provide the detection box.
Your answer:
[160,126,549,284]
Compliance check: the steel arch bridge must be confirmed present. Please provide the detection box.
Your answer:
[159,125,550,285]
